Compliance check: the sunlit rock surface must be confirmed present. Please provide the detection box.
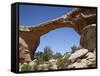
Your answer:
[67,49,96,68]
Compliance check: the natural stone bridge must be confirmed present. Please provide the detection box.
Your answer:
[19,8,96,63]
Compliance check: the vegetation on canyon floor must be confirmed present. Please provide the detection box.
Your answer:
[19,45,79,71]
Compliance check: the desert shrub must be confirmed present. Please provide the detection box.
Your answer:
[35,58,44,65]
[21,63,32,71]
[71,45,79,53]
[56,53,70,69]
[63,54,70,67]
[56,57,65,69]
[43,46,53,61]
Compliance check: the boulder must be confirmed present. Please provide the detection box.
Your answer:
[49,59,57,69]
[49,59,57,63]
[51,64,57,70]
[29,60,36,67]
[81,59,92,66]
[67,49,96,68]
[68,61,88,68]
[68,58,94,68]
[68,49,88,63]
[86,52,96,63]
[38,64,49,70]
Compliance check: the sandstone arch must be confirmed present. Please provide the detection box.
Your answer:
[19,8,96,62]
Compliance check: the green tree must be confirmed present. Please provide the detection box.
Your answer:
[43,46,53,61]
[64,52,69,56]
[53,52,62,59]
[71,45,79,53]
[34,51,44,65]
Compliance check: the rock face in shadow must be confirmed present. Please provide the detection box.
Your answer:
[19,8,96,63]
[19,31,40,60]
[80,24,96,51]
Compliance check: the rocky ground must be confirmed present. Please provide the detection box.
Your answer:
[19,48,96,71]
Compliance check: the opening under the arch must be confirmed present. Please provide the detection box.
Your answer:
[36,27,80,55]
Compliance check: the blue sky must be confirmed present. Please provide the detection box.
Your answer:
[19,4,80,54]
